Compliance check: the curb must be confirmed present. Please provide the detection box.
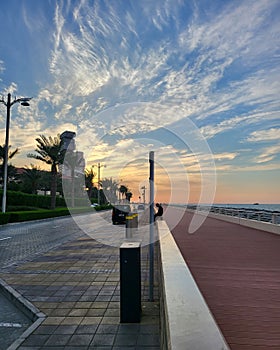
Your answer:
[0,278,46,350]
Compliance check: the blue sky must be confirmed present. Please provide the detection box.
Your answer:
[0,0,279,204]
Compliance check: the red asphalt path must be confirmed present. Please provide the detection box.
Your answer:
[164,207,280,350]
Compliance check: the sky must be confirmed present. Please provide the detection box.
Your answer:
[0,0,279,205]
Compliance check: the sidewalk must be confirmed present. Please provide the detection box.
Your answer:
[0,235,160,349]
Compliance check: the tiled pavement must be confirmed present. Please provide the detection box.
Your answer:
[0,236,160,349]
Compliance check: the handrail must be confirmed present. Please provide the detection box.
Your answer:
[176,205,280,225]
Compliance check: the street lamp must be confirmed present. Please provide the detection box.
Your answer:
[0,93,32,213]
[92,163,106,205]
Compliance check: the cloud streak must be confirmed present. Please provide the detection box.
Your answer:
[0,0,279,203]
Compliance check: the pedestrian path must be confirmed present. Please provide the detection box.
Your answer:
[165,207,280,350]
[0,235,160,349]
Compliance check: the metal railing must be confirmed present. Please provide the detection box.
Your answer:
[183,205,280,225]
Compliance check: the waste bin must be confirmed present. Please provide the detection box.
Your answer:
[120,241,141,323]
[125,213,139,238]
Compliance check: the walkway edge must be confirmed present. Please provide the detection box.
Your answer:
[0,278,46,350]
[157,220,230,350]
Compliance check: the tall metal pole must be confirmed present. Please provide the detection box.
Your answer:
[141,185,146,205]
[1,93,31,213]
[149,151,155,301]
[2,93,11,213]
[97,163,100,205]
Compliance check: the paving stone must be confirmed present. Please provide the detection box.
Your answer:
[96,324,119,334]
[44,334,72,346]
[68,308,88,317]
[33,325,58,335]
[91,333,115,346]
[17,347,42,350]
[117,324,140,334]
[104,308,120,317]
[74,301,93,308]
[86,308,106,316]
[80,316,102,325]
[137,334,160,347]
[101,317,120,325]
[114,333,138,346]
[135,347,160,350]
[91,301,109,308]
[75,324,98,334]
[21,334,49,346]
[49,308,71,316]
[42,316,64,325]
[53,325,78,334]
[60,316,83,325]
[139,324,160,334]
[67,334,94,346]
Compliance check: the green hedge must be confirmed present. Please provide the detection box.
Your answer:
[0,213,11,225]
[0,190,66,209]
[94,204,113,211]
[0,202,112,225]
[8,209,70,223]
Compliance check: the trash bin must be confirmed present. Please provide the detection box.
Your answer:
[120,242,141,323]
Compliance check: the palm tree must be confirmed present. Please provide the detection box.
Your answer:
[102,177,119,203]
[125,191,133,202]
[119,185,128,201]
[22,164,42,194]
[0,145,19,185]
[28,134,64,209]
[85,168,96,200]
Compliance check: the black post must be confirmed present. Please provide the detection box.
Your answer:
[120,242,141,322]
[149,151,154,301]
[2,93,11,213]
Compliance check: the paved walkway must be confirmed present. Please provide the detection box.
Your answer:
[0,235,160,349]
[165,207,280,350]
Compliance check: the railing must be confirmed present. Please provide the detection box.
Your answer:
[184,205,280,225]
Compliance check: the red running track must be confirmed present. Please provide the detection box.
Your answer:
[164,207,280,350]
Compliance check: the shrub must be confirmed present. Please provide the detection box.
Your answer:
[0,190,65,209]
[7,206,39,212]
[9,209,70,223]
[94,204,113,211]
[0,213,11,225]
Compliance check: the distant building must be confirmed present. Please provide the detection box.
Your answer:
[60,130,85,180]
[60,131,76,152]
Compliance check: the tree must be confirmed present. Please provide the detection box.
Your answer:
[0,144,19,185]
[85,168,96,200]
[28,134,65,209]
[102,177,119,203]
[119,185,128,201]
[22,164,42,194]
[125,191,133,202]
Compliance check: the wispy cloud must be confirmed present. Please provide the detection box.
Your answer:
[1,0,279,203]
[254,144,280,164]
[246,128,280,142]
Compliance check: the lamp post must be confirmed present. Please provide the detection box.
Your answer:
[0,93,32,213]
[141,185,147,205]
[92,163,106,205]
